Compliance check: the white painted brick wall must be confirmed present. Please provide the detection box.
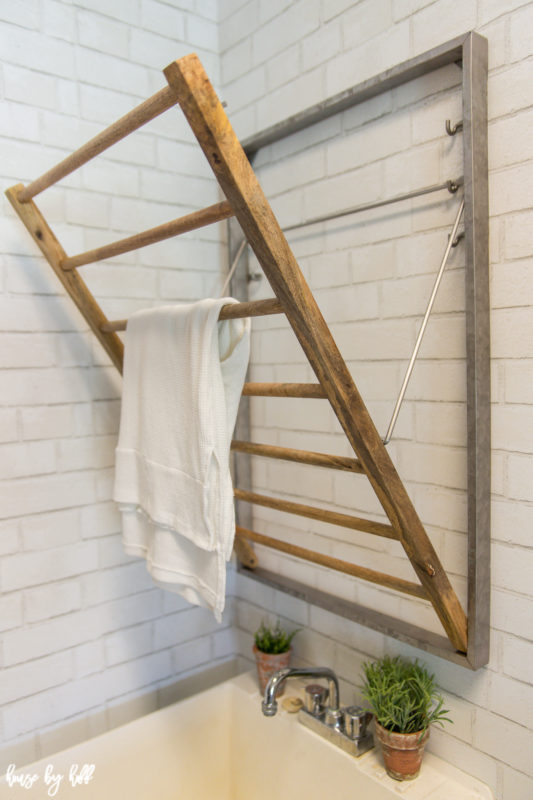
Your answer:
[220,2,533,798]
[0,0,234,767]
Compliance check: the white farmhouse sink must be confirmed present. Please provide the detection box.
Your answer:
[0,672,493,800]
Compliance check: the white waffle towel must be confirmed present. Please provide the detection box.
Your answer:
[113,298,250,622]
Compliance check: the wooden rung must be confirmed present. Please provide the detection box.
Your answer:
[231,440,364,474]
[100,297,284,333]
[233,535,258,569]
[18,87,178,203]
[242,382,327,398]
[61,201,234,270]
[235,526,427,599]
[234,488,398,540]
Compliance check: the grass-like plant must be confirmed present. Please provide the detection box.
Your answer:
[254,619,299,654]
[361,655,451,734]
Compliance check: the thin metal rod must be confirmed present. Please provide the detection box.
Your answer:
[100,297,284,333]
[383,198,465,445]
[18,87,178,203]
[220,238,247,297]
[284,178,462,233]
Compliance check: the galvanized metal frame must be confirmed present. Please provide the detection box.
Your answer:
[233,32,489,669]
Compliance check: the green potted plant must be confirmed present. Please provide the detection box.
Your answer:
[361,655,451,781]
[253,619,299,694]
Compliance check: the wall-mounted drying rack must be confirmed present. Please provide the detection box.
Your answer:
[6,32,489,669]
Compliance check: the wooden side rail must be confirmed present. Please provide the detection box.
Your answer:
[61,201,234,269]
[167,53,468,652]
[17,86,178,203]
[231,440,364,474]
[234,488,398,540]
[242,383,327,398]
[100,297,284,332]
[235,527,427,599]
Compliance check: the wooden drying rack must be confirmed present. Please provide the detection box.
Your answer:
[7,42,488,666]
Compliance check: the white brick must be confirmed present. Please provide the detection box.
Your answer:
[490,109,533,170]
[74,640,105,678]
[74,0,141,25]
[0,593,23,632]
[492,589,533,638]
[488,672,533,729]
[1,541,99,592]
[0,0,39,29]
[57,435,116,471]
[492,260,533,310]
[171,635,212,672]
[1,25,75,78]
[505,360,533,404]
[492,309,533,359]
[105,622,153,665]
[509,4,533,62]
[75,48,149,96]
[0,652,72,706]
[0,102,40,142]
[103,651,172,699]
[0,472,96,519]
[99,591,162,635]
[77,10,130,57]
[21,405,74,441]
[0,408,18,443]
[21,508,79,551]
[3,674,105,739]
[153,607,220,649]
[140,0,186,39]
[251,0,319,65]
[502,765,533,800]
[80,501,121,539]
[3,608,103,665]
[474,707,533,776]
[502,635,533,684]
[0,521,19,556]
[43,0,76,41]
[341,0,393,49]
[24,580,81,623]
[81,562,153,606]
[492,405,533,454]
[507,454,533,501]
[492,542,533,595]
[0,440,55,479]
[411,0,477,52]
[186,13,218,51]
[130,27,188,70]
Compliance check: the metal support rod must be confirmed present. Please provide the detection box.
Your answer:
[284,178,462,233]
[383,198,465,445]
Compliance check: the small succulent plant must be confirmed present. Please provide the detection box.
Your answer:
[254,619,300,654]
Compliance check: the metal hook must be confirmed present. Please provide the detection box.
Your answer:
[450,230,465,248]
[445,119,463,136]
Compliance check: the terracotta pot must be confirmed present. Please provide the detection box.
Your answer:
[253,645,292,694]
[374,721,430,781]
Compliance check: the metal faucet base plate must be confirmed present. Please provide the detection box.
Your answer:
[298,709,374,758]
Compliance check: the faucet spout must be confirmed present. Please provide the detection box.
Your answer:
[261,667,340,718]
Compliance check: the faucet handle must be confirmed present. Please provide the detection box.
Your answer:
[343,706,373,740]
[304,683,328,717]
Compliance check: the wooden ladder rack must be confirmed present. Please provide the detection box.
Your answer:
[7,51,474,659]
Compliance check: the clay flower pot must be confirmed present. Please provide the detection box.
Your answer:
[374,721,430,781]
[253,645,292,694]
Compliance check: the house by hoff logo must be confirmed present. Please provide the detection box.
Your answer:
[5,763,95,796]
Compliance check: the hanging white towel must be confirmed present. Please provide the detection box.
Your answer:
[113,298,250,622]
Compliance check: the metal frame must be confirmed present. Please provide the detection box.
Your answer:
[234,31,489,669]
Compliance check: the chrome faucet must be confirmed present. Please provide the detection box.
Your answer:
[261,666,373,758]
[262,666,341,720]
